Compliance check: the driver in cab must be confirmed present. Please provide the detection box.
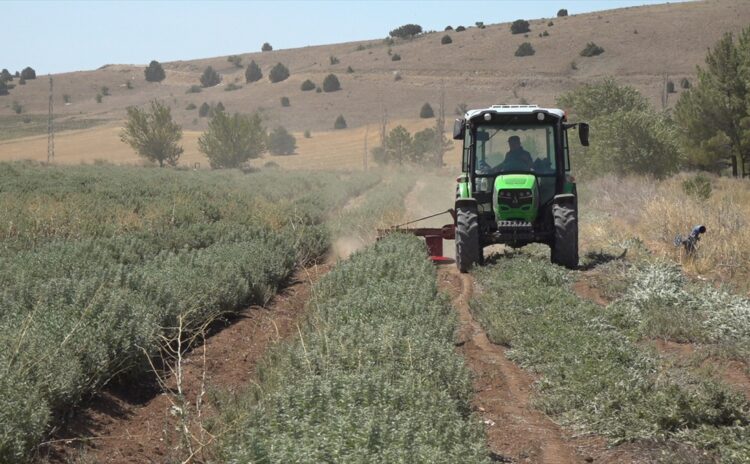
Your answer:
[503,135,533,170]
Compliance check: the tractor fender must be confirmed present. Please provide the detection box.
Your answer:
[553,193,576,206]
[455,197,478,209]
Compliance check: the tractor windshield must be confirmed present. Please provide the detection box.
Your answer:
[473,124,556,175]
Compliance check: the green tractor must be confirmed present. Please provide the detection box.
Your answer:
[452,105,589,272]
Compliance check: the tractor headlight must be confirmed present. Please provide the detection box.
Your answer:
[477,177,491,192]
[499,190,513,199]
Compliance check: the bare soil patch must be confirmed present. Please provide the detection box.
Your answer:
[40,262,332,464]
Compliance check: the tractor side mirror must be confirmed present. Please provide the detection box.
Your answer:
[578,122,590,147]
[453,119,465,140]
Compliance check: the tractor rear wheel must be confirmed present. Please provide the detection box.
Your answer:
[550,200,579,269]
[456,204,480,273]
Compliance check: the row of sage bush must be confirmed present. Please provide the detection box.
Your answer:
[217,235,489,462]
[471,255,750,461]
[0,163,382,462]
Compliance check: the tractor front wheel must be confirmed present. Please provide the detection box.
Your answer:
[550,199,579,269]
[456,204,480,273]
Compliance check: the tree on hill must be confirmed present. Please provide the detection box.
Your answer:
[262,42,273,52]
[120,100,183,167]
[557,9,568,17]
[144,60,166,82]
[419,102,434,118]
[0,69,12,83]
[268,63,290,83]
[383,125,414,164]
[389,24,423,39]
[301,79,315,91]
[441,35,452,45]
[245,60,262,83]
[0,80,8,96]
[334,115,347,129]
[198,102,210,117]
[322,74,341,92]
[510,20,530,34]
[675,28,750,177]
[267,126,297,155]
[20,67,36,80]
[198,111,266,168]
[200,66,221,87]
[556,77,648,121]
[515,42,535,57]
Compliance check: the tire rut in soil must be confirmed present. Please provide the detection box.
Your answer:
[439,266,583,464]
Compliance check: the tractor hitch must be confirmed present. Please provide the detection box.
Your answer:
[377,209,456,262]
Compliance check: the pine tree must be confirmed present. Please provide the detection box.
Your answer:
[245,60,262,83]
[144,60,166,82]
[200,66,221,88]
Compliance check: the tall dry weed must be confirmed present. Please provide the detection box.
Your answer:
[580,174,750,293]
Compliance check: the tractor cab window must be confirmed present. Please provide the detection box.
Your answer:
[474,125,556,175]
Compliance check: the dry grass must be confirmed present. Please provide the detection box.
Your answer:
[580,174,750,293]
[0,118,461,170]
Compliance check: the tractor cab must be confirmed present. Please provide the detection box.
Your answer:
[452,105,589,272]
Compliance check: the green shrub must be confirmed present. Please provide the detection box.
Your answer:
[280,96,290,107]
[62,94,70,103]
[681,174,712,200]
[334,114,347,129]
[224,83,242,91]
[95,94,103,103]
[475,21,485,29]
[322,73,341,92]
[391,53,401,61]
[667,80,676,93]
[515,42,535,57]
[186,84,202,94]
[510,19,530,34]
[580,42,604,57]
[346,65,354,73]
[456,25,466,32]
[0,68,12,83]
[0,81,8,96]
[100,86,110,96]
[268,63,290,83]
[329,55,339,65]
[144,60,165,82]
[681,78,691,89]
[419,102,434,118]
[245,60,262,83]
[557,9,568,17]
[441,34,452,44]
[300,79,315,91]
[304,129,311,138]
[267,125,296,155]
[186,103,197,110]
[548,20,554,26]
[261,42,272,52]
[227,55,242,68]
[200,66,221,87]
[445,25,453,31]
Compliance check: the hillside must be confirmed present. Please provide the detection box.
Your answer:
[1,0,749,167]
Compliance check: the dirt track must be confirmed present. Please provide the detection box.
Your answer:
[438,265,587,463]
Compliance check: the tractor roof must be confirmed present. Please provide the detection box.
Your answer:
[465,105,565,121]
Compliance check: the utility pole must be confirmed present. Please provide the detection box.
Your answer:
[47,75,54,163]
[363,125,369,171]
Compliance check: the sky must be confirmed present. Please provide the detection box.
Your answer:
[5,0,689,75]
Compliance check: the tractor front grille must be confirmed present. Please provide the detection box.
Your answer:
[497,189,533,208]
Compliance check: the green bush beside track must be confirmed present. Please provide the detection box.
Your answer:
[472,256,750,462]
[0,163,380,462]
[218,235,489,463]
